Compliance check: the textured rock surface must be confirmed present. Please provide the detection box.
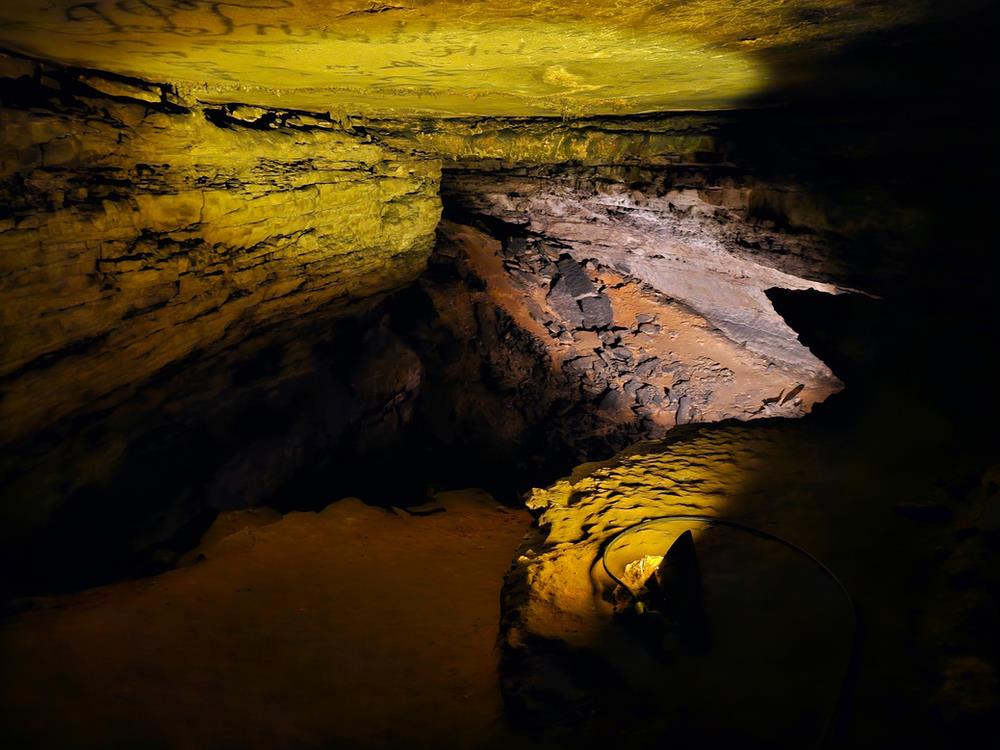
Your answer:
[0,51,441,443]
[508,424,800,652]
[1,48,856,584]
[500,417,1000,746]
[444,166,851,376]
[1,4,982,601]
[1,52,851,591]
[367,113,728,166]
[408,220,838,469]
[0,51,441,585]
[0,4,994,748]
[0,1,938,116]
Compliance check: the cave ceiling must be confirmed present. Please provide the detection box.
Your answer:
[0,0,937,116]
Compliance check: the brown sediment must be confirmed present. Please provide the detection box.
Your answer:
[0,492,532,750]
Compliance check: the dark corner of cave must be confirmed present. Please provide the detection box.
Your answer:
[1,2,997,749]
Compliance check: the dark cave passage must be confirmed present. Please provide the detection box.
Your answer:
[1,160,861,600]
[2,2,998,748]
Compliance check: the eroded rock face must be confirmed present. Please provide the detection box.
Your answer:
[0,52,440,586]
[0,0,937,116]
[0,51,441,443]
[444,166,852,378]
[0,50,853,593]
[388,219,840,484]
[499,420,1000,746]
[366,113,728,167]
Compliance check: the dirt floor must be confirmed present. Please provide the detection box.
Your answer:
[0,490,532,750]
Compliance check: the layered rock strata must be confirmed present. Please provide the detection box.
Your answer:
[405,220,840,472]
[366,113,727,167]
[0,50,441,443]
[443,167,853,377]
[1,49,856,591]
[0,51,440,583]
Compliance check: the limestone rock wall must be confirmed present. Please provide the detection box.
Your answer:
[0,50,442,444]
[0,51,441,587]
[0,51,900,594]
[366,114,726,167]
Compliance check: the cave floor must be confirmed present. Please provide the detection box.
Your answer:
[0,491,531,750]
[1,392,996,749]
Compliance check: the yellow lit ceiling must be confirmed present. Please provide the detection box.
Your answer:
[0,1,934,116]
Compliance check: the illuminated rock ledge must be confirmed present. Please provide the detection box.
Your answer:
[499,418,1000,745]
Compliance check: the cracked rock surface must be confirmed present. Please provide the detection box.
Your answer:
[444,166,852,378]
[0,53,442,581]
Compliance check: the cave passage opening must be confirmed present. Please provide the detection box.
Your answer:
[223,164,856,519]
[1,155,860,600]
[1,2,998,746]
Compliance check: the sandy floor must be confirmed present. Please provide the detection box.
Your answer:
[0,491,531,750]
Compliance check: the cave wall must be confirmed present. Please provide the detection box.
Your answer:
[365,114,727,167]
[0,48,871,590]
[0,50,441,443]
[0,50,440,587]
[2,27,968,593]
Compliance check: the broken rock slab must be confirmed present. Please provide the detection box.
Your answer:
[556,257,599,299]
[546,256,615,330]
[580,294,614,329]
[546,276,587,328]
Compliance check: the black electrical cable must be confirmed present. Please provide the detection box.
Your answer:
[600,514,858,750]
